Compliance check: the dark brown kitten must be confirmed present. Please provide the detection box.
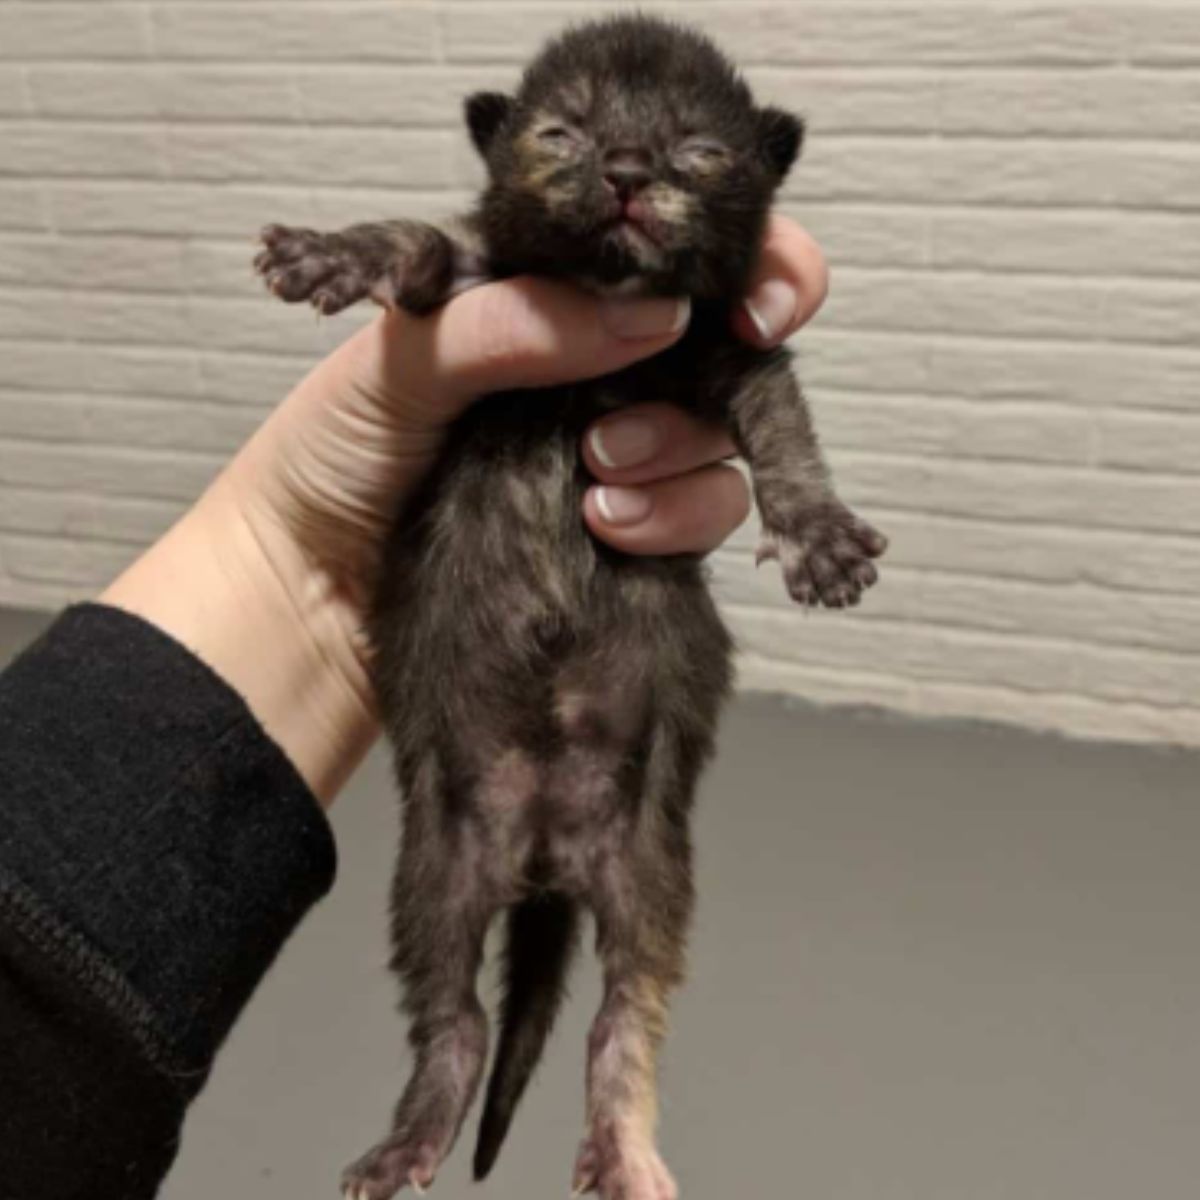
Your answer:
[255,16,885,1200]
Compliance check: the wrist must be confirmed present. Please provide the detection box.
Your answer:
[100,470,379,806]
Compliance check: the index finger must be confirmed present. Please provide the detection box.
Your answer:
[733,214,830,348]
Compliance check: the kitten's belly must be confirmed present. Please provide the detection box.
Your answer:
[371,387,728,746]
[369,387,731,893]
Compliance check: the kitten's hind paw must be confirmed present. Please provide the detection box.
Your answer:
[758,501,887,609]
[341,1136,441,1200]
[572,1127,678,1200]
[254,223,371,315]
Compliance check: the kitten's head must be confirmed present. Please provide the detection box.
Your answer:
[465,16,802,297]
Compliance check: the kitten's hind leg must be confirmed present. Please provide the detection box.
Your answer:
[254,218,486,316]
[573,780,694,1200]
[342,829,493,1199]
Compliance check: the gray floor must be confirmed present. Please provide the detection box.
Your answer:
[4,607,1200,1199]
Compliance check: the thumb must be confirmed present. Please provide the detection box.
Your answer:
[405,277,691,406]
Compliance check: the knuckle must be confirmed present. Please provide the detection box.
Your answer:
[718,462,754,527]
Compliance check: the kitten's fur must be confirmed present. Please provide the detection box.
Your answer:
[255,17,885,1200]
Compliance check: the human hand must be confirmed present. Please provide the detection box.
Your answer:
[232,213,828,584]
[580,213,829,553]
[104,215,827,801]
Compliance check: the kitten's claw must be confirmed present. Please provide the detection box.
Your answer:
[253,223,371,315]
[758,501,886,610]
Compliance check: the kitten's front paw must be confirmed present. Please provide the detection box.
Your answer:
[758,501,887,609]
[254,223,372,315]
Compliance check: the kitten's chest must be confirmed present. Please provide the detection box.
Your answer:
[591,302,743,415]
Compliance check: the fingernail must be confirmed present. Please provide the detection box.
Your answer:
[590,417,661,469]
[743,279,797,343]
[595,485,652,526]
[601,296,690,340]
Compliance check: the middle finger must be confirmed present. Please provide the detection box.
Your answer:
[583,402,737,485]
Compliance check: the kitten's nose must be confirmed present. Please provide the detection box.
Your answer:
[603,148,653,200]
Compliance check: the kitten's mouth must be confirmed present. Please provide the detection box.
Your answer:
[606,199,663,248]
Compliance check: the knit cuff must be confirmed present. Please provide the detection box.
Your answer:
[0,602,337,1082]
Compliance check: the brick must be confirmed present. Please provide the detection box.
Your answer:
[827,267,1200,349]
[0,441,220,502]
[751,68,940,134]
[841,512,1200,599]
[1096,412,1200,475]
[729,604,1084,696]
[0,390,259,455]
[812,391,1090,467]
[0,577,85,612]
[736,656,1200,748]
[0,285,347,363]
[451,138,488,190]
[801,329,1200,413]
[825,267,1111,344]
[2,534,139,587]
[150,5,437,63]
[937,68,1200,140]
[719,549,1200,657]
[837,453,1200,538]
[44,181,321,237]
[197,351,313,407]
[0,122,166,179]
[0,342,204,400]
[0,287,191,349]
[0,5,149,61]
[1128,10,1200,65]
[781,202,931,268]
[28,66,301,122]
[165,127,453,187]
[730,604,1200,710]
[930,208,1200,279]
[296,65,517,126]
[306,187,473,229]
[923,335,1200,413]
[0,233,185,292]
[183,239,267,299]
[0,182,44,231]
[442,5,1126,66]
[0,485,179,544]
[898,514,1200,599]
[182,295,354,358]
[788,137,1200,209]
[0,69,25,116]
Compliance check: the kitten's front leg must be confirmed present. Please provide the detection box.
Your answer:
[728,354,887,608]
[253,217,488,316]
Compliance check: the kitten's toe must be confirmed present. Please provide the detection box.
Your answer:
[310,279,364,316]
[573,1127,677,1200]
[265,256,338,301]
[254,225,371,311]
[342,1137,441,1200]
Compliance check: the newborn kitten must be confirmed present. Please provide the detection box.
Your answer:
[255,16,885,1200]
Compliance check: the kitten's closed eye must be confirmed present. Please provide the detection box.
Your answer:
[537,125,582,150]
[675,138,731,173]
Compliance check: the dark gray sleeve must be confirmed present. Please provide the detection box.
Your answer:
[0,602,337,1197]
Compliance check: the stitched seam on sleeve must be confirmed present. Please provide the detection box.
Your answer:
[0,867,205,1097]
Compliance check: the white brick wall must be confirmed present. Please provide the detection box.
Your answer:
[1,1,1197,747]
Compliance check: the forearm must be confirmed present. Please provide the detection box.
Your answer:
[101,439,381,807]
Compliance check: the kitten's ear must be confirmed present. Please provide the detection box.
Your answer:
[757,107,805,180]
[465,92,514,156]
